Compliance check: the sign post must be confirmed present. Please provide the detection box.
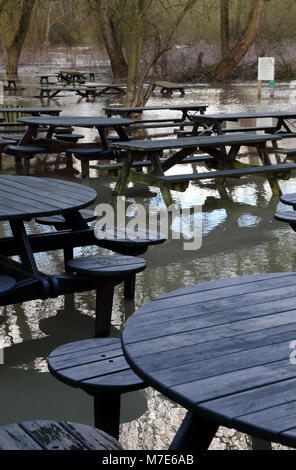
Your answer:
[257,57,275,98]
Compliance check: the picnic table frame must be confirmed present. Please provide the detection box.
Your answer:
[111,133,291,205]
[16,115,133,156]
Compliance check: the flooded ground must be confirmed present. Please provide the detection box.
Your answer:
[0,73,296,450]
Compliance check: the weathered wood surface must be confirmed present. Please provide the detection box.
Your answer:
[48,338,145,437]
[122,272,296,447]
[0,420,122,450]
[0,175,97,221]
[67,254,146,278]
[48,337,144,394]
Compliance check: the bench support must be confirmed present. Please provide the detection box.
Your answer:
[93,391,121,439]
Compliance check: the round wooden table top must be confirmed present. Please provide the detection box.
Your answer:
[0,175,97,221]
[122,272,296,447]
[18,116,133,128]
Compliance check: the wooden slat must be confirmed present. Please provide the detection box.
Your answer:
[155,164,296,183]
[0,423,42,450]
[19,421,87,450]
[0,175,97,221]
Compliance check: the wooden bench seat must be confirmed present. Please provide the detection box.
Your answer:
[274,210,296,226]
[0,139,16,168]
[48,338,145,438]
[155,163,296,185]
[275,148,296,155]
[54,133,84,143]
[66,147,116,177]
[66,255,146,338]
[0,420,122,450]
[91,154,215,174]
[4,145,48,175]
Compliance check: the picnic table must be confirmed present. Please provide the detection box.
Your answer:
[0,175,99,305]
[111,133,293,205]
[104,105,207,120]
[11,115,132,174]
[185,111,296,136]
[57,70,95,84]
[38,84,125,100]
[17,115,132,148]
[122,272,296,450]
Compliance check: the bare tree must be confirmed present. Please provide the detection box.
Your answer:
[0,0,36,74]
[214,0,264,81]
[220,0,229,57]
[123,0,197,106]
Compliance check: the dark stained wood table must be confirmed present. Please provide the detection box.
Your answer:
[122,272,296,450]
[104,105,207,121]
[111,133,290,205]
[17,116,133,153]
[0,175,99,304]
[188,111,296,136]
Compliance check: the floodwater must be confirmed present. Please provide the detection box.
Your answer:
[1,72,296,450]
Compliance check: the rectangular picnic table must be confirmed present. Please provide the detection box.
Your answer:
[104,105,207,120]
[110,133,296,205]
[38,84,126,100]
[186,111,296,136]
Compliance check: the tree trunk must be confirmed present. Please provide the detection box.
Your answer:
[123,10,144,106]
[215,0,264,81]
[100,0,128,78]
[220,0,229,57]
[44,1,53,49]
[5,0,35,74]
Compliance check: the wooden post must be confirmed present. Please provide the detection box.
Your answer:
[257,80,262,98]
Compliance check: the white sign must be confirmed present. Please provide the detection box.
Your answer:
[258,57,275,81]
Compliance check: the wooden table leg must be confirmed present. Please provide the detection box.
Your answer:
[257,143,281,195]
[114,149,134,195]
[169,411,218,451]
[251,436,272,450]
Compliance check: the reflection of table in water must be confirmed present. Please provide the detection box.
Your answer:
[122,272,296,450]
